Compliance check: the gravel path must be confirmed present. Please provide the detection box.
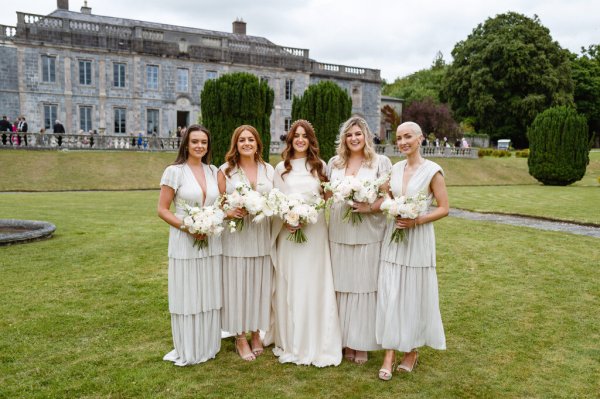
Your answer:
[449,208,600,238]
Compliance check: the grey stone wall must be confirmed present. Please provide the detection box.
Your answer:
[0,44,20,120]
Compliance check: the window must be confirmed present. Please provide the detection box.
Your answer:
[260,76,269,84]
[285,79,294,100]
[177,68,189,92]
[44,104,58,130]
[351,84,362,108]
[80,106,93,132]
[284,117,292,133]
[206,70,218,80]
[114,108,126,134]
[146,65,159,90]
[113,63,126,87]
[147,109,159,134]
[42,55,56,83]
[79,60,92,85]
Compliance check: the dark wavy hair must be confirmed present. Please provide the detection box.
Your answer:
[172,124,212,165]
[223,125,265,177]
[281,119,327,182]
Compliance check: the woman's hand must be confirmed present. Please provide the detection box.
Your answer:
[284,223,302,233]
[395,217,418,229]
[226,207,248,219]
[351,201,372,214]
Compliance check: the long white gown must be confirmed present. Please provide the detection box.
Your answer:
[160,163,222,366]
[327,154,391,351]
[376,159,446,352]
[264,158,342,367]
[219,162,274,335]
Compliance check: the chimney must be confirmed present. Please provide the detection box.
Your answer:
[81,0,91,14]
[57,0,69,10]
[232,18,246,35]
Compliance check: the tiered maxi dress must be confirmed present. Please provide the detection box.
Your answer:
[327,154,392,351]
[264,158,342,367]
[160,163,223,366]
[219,163,274,335]
[376,159,446,352]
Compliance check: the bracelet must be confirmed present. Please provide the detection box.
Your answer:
[179,224,186,231]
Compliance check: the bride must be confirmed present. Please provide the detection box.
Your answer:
[264,119,342,367]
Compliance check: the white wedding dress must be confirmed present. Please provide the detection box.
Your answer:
[264,158,342,367]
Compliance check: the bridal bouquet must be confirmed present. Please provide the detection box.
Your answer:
[380,191,428,243]
[279,193,326,244]
[179,201,226,249]
[250,188,288,224]
[221,182,266,232]
[323,174,388,225]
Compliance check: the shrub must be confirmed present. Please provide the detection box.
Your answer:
[527,106,590,185]
[200,72,274,166]
[515,149,530,158]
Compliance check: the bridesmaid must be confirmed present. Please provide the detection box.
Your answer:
[327,116,391,364]
[157,125,222,366]
[217,125,274,362]
[376,122,449,380]
[265,119,342,367]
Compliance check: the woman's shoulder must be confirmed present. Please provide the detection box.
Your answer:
[164,163,184,174]
[424,159,444,177]
[274,161,285,172]
[328,155,340,167]
[391,159,407,170]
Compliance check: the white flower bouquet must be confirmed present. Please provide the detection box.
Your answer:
[380,191,428,243]
[278,193,326,244]
[221,182,266,232]
[323,174,388,225]
[250,188,288,224]
[179,201,226,249]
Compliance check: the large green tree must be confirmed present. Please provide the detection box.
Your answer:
[200,72,274,166]
[291,81,352,161]
[442,12,573,148]
[383,51,447,105]
[571,45,600,144]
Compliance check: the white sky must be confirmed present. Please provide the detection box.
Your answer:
[2,0,599,81]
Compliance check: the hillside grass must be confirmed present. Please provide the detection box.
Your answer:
[1,191,598,398]
[2,150,598,191]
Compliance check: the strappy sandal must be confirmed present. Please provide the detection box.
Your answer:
[235,336,256,361]
[397,350,418,372]
[344,348,356,362]
[354,350,368,365]
[378,352,395,381]
[250,332,264,357]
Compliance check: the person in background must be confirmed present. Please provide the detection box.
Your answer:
[53,120,65,133]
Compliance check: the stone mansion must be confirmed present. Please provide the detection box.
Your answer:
[0,0,382,140]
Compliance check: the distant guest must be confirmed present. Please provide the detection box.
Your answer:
[53,120,65,133]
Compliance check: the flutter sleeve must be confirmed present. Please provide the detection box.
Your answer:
[377,154,393,178]
[160,165,181,192]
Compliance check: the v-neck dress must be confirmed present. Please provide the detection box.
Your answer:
[264,158,342,367]
[327,154,391,351]
[160,163,223,366]
[218,162,274,335]
[376,159,446,352]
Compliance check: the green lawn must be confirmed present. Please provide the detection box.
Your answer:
[1,191,599,398]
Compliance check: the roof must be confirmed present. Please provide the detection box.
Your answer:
[47,9,277,46]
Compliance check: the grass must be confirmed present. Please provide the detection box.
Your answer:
[0,191,598,398]
[2,149,598,191]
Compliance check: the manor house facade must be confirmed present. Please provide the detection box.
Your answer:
[0,0,381,140]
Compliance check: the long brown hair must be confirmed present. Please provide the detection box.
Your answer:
[223,125,265,177]
[173,124,212,165]
[281,119,327,182]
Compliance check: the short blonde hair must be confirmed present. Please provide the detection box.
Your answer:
[333,116,377,169]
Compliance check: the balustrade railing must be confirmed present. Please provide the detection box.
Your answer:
[1,25,16,39]
[0,132,181,151]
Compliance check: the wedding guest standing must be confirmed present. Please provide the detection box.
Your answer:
[217,125,274,362]
[265,119,342,367]
[327,117,391,364]
[157,125,222,366]
[376,121,449,380]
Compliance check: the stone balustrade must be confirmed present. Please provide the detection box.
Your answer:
[0,25,16,39]
[0,132,181,151]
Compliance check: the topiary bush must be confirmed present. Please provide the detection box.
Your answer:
[527,106,589,185]
[292,80,352,161]
[200,72,274,166]
[515,149,530,158]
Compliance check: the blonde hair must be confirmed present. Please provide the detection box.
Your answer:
[333,116,377,169]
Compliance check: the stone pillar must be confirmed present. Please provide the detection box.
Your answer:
[17,47,26,124]
[132,55,141,133]
[98,59,106,130]
[64,56,73,133]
